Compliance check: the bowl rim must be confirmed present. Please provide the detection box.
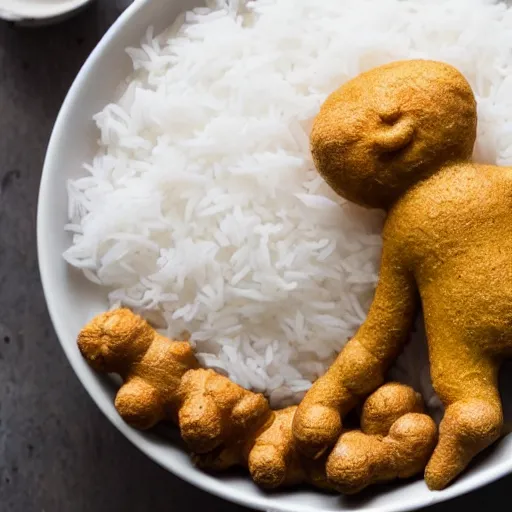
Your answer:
[37,0,512,510]
[0,0,93,21]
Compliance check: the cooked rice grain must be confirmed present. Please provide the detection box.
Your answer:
[65,0,512,408]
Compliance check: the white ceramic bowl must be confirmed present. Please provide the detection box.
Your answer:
[37,0,512,510]
[0,0,94,24]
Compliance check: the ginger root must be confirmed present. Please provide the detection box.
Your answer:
[295,59,510,490]
[177,368,272,453]
[361,381,424,435]
[78,309,436,493]
[196,382,435,491]
[327,383,437,494]
[194,406,331,490]
[78,308,199,429]
[78,309,272,453]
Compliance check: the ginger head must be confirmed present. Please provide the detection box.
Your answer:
[77,308,154,374]
[311,60,477,209]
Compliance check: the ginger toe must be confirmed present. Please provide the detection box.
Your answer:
[114,379,163,430]
[293,404,342,458]
[425,399,502,490]
[249,445,288,489]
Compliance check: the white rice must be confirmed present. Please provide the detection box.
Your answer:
[65,0,512,409]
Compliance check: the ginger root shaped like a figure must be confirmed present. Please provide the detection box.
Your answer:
[293,59,511,490]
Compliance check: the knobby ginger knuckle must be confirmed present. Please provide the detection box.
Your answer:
[327,384,437,494]
[77,308,154,373]
[77,309,272,453]
[78,309,199,429]
[247,406,331,490]
[114,377,164,430]
[301,58,510,490]
[176,368,272,453]
[248,407,303,488]
[389,414,438,479]
[361,382,424,436]
[196,406,332,490]
[292,401,343,460]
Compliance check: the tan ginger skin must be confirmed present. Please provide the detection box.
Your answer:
[78,308,271,453]
[78,309,436,492]
[328,383,436,494]
[294,59,510,490]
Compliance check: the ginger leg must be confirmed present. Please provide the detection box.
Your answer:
[293,240,417,458]
[292,338,386,458]
[425,349,502,490]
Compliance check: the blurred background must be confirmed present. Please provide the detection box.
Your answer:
[0,1,510,510]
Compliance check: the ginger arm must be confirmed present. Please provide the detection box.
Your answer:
[293,228,418,457]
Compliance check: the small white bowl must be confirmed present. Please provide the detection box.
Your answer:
[37,0,512,510]
[0,0,94,24]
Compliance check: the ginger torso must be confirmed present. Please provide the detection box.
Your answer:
[376,162,512,489]
[394,164,512,357]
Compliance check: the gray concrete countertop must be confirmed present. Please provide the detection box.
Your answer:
[0,1,510,511]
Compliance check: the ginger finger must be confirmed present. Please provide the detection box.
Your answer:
[115,376,166,430]
[326,384,437,494]
[248,408,333,491]
[248,406,306,488]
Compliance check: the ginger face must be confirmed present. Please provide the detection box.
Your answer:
[310,60,476,209]
[296,59,510,490]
